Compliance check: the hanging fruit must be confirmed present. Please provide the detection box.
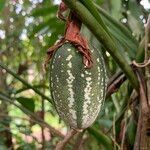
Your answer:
[45,1,107,130]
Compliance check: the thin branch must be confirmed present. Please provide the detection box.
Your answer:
[55,129,78,150]
[0,92,65,138]
[15,84,49,94]
[106,73,126,98]
[135,37,145,62]
[120,112,128,150]
[88,127,113,149]
[79,0,110,35]
[74,130,85,150]
[63,0,139,91]
[110,136,120,149]
[106,91,138,134]
[0,125,41,144]
[0,62,52,104]
[107,70,124,87]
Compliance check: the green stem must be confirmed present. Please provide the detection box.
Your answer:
[63,0,139,90]
[79,0,110,35]
[15,85,49,94]
[0,62,52,103]
[135,37,145,62]
[88,127,113,149]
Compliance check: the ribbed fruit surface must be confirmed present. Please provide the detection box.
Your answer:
[50,43,106,129]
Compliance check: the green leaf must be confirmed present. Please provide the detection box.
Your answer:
[127,117,137,145]
[31,5,57,17]
[88,127,113,150]
[95,5,138,58]
[128,0,144,37]
[0,0,5,11]
[110,0,121,19]
[16,97,35,112]
[29,17,63,37]
[106,21,136,59]
[29,20,50,37]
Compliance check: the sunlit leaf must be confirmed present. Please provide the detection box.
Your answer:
[16,97,35,112]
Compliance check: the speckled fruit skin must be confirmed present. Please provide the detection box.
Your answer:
[50,42,107,129]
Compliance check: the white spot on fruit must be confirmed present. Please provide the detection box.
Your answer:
[81,74,84,77]
[86,77,92,81]
[56,76,59,82]
[66,55,72,61]
[85,71,89,75]
[67,48,71,52]
[85,71,91,75]
[68,62,72,68]
[66,70,76,120]
[82,77,92,126]
[69,109,76,120]
[52,65,54,69]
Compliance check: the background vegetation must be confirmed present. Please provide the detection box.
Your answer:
[0,0,149,149]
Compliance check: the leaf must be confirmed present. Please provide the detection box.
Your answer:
[110,0,121,19]
[31,5,57,17]
[128,0,144,37]
[107,22,136,58]
[45,28,64,47]
[88,127,113,150]
[98,119,112,128]
[96,5,138,59]
[29,20,50,37]
[16,97,35,112]
[0,0,5,11]
[127,116,137,145]
[29,17,63,37]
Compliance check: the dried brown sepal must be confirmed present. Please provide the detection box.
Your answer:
[44,1,93,69]
[57,0,68,21]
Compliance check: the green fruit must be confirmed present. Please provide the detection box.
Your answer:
[50,42,107,129]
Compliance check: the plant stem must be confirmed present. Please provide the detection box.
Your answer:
[0,62,52,103]
[135,37,145,62]
[63,0,139,90]
[79,0,109,35]
[0,92,64,138]
[88,127,113,150]
[55,129,78,150]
